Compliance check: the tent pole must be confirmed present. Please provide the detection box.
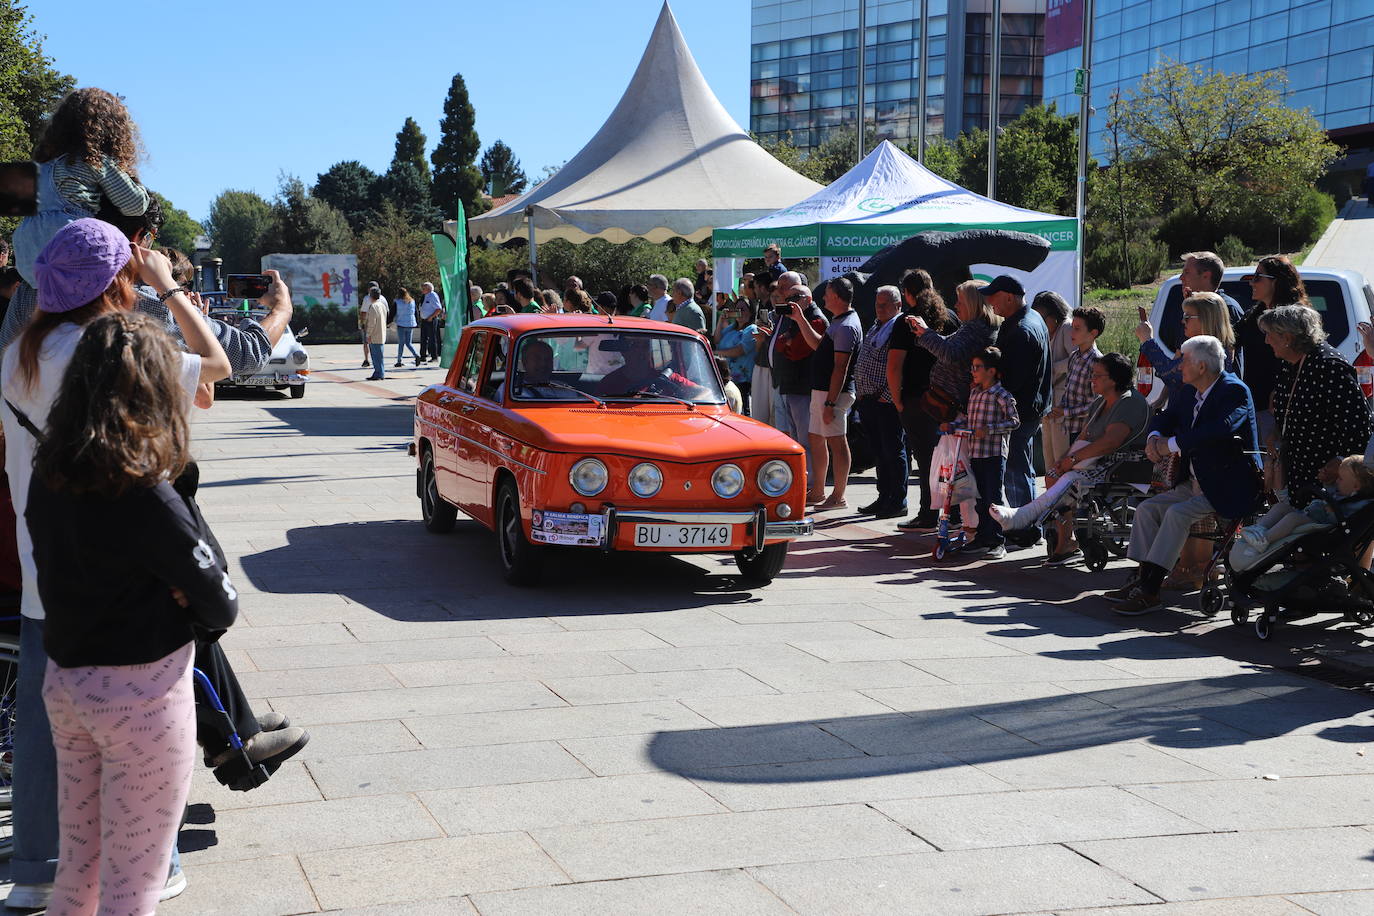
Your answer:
[856,0,867,159]
[1075,0,1095,309]
[916,0,928,163]
[988,0,1002,199]
[526,206,537,283]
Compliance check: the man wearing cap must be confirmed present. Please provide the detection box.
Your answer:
[358,282,382,368]
[986,275,1052,510]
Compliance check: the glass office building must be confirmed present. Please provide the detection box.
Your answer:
[750,1,1048,152]
[1044,0,1374,154]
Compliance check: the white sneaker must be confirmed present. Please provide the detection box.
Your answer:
[159,868,188,902]
[5,883,53,909]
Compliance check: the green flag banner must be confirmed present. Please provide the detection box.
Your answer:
[431,200,470,369]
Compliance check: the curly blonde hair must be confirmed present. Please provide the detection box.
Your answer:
[35,88,142,174]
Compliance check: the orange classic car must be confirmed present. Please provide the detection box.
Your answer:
[412,314,813,585]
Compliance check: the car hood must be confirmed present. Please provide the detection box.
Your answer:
[504,405,803,462]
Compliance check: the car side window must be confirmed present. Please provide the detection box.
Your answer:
[480,336,508,401]
[458,333,488,394]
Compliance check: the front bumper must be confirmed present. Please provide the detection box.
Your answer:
[219,370,308,387]
[527,507,813,550]
[602,507,813,551]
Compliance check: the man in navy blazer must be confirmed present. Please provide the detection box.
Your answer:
[1109,335,1262,614]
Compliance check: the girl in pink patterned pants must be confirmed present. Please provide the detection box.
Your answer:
[42,646,197,916]
[21,272,237,915]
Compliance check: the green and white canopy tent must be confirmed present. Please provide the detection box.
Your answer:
[713,140,1079,306]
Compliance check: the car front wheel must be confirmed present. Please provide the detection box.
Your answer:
[420,451,457,533]
[734,542,788,584]
[496,479,543,586]
[290,383,305,398]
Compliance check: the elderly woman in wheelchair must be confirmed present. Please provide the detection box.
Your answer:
[989,353,1151,565]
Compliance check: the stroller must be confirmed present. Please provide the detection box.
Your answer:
[1225,497,1374,640]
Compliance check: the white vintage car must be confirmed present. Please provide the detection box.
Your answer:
[209,303,310,398]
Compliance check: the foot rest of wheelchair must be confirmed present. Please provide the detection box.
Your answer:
[212,749,272,792]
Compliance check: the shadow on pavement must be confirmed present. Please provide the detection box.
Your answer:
[647,673,1374,784]
[260,404,414,440]
[238,517,766,620]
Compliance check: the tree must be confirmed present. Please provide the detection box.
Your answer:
[1113,61,1339,242]
[392,116,430,183]
[479,140,528,197]
[0,2,74,158]
[206,189,273,273]
[994,104,1081,215]
[152,192,202,255]
[532,237,707,296]
[1085,95,1166,288]
[314,160,379,233]
[354,201,437,297]
[431,73,487,219]
[261,174,353,255]
[377,161,442,229]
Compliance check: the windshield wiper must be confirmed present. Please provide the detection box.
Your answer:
[628,389,697,411]
[525,380,605,408]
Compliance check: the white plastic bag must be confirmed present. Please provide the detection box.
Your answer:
[930,433,979,508]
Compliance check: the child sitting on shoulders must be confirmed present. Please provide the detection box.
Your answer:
[13,88,148,286]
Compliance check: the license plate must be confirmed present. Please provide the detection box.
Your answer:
[633,524,733,547]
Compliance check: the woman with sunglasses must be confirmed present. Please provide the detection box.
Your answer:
[1236,255,1311,436]
[1135,291,1237,404]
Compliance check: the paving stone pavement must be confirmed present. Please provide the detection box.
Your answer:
[6,344,1374,915]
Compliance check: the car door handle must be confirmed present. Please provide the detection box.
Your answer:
[460,403,477,414]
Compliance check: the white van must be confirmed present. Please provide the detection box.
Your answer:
[1140,266,1374,402]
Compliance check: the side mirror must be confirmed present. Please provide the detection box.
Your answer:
[295,326,309,339]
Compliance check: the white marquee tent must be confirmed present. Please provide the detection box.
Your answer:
[713,141,1080,306]
[466,3,822,247]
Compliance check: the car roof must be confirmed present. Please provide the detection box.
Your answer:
[1161,266,1366,285]
[466,314,702,336]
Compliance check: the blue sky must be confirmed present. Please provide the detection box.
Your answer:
[35,0,749,224]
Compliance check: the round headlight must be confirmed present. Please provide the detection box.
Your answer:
[292,350,307,365]
[569,458,608,496]
[757,460,792,497]
[712,463,745,498]
[628,462,663,498]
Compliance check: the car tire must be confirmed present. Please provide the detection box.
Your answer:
[496,479,542,586]
[420,451,457,534]
[734,542,788,583]
[290,384,305,399]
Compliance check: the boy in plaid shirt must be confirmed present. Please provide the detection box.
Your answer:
[942,346,1020,557]
[1049,306,1105,450]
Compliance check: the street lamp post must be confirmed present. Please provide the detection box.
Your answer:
[1075,0,1096,308]
[988,0,1002,199]
[857,0,867,159]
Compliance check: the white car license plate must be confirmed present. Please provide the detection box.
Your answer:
[634,524,732,547]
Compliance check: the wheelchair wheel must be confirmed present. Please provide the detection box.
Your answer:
[1199,582,1226,617]
[0,632,18,860]
[1105,497,1133,557]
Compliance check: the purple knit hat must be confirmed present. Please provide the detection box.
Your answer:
[33,218,132,314]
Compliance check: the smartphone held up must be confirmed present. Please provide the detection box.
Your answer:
[226,274,271,299]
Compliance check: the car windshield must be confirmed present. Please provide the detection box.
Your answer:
[511,330,725,404]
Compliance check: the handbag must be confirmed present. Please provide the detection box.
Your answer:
[918,386,960,423]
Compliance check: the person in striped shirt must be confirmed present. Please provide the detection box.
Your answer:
[14,89,149,287]
[1048,306,1105,453]
[943,346,1020,558]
